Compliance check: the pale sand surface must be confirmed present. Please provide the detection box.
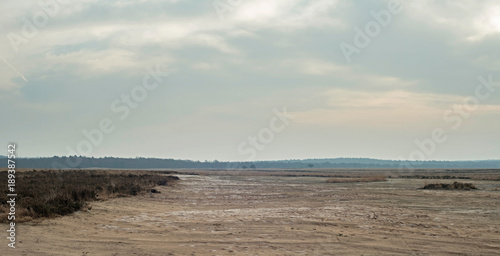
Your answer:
[3,174,500,255]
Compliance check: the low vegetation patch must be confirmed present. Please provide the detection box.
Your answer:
[422,182,477,190]
[326,175,387,183]
[401,175,471,180]
[0,169,179,222]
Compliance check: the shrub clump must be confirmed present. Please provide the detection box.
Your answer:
[0,169,179,222]
[423,182,477,190]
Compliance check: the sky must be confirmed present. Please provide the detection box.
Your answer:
[1,0,499,161]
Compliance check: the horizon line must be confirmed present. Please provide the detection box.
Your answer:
[4,155,500,162]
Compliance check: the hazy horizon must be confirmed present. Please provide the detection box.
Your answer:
[4,154,500,163]
[2,0,499,161]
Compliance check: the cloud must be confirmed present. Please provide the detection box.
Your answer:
[45,49,139,75]
[284,58,418,90]
[226,0,343,32]
[406,0,500,41]
[292,88,499,129]
[292,59,348,75]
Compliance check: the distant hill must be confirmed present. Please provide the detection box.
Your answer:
[4,156,500,170]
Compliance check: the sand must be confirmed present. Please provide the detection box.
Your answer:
[2,173,500,255]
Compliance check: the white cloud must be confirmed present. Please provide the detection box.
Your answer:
[292,88,499,129]
[469,5,500,41]
[325,89,460,109]
[294,59,348,75]
[111,0,181,8]
[45,49,139,75]
[228,0,343,32]
[192,34,240,54]
[406,0,500,41]
[285,58,418,89]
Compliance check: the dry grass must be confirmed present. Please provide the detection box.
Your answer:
[0,169,179,222]
[326,175,387,183]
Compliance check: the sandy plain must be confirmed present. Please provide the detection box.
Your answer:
[2,169,500,255]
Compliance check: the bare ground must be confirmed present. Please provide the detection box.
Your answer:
[2,172,500,255]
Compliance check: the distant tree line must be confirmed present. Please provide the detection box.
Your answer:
[2,156,500,170]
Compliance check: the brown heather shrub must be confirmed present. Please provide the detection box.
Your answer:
[422,182,477,190]
[0,170,179,222]
[326,175,387,183]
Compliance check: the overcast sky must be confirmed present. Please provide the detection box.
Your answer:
[1,0,499,161]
